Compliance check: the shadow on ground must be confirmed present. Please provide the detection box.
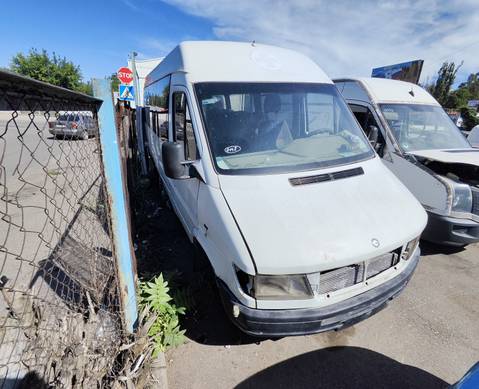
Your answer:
[235,346,449,389]
[1,371,49,389]
[420,240,466,256]
[132,179,261,346]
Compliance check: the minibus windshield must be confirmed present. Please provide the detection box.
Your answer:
[380,104,471,152]
[195,83,374,175]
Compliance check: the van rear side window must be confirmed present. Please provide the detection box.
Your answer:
[145,76,171,141]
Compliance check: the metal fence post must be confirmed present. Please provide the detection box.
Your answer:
[93,78,138,333]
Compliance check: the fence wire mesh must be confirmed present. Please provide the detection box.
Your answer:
[0,71,127,388]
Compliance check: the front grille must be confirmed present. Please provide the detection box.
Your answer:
[317,264,364,294]
[366,252,399,279]
[472,189,479,216]
[317,250,400,295]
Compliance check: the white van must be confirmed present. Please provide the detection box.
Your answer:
[334,78,479,246]
[469,125,479,148]
[144,42,426,336]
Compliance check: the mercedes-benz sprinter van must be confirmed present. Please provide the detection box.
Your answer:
[144,42,427,336]
[335,78,479,247]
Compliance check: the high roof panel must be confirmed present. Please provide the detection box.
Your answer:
[339,77,439,105]
[145,41,331,86]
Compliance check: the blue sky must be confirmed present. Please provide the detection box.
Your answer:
[1,0,478,85]
[0,0,215,79]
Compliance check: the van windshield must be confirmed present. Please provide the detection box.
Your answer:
[195,83,373,175]
[380,104,471,152]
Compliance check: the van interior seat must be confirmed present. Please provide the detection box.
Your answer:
[205,107,256,156]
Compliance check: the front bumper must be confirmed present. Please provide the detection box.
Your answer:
[422,211,479,246]
[218,249,419,337]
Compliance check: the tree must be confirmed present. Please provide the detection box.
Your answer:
[108,73,120,93]
[446,87,473,108]
[460,107,479,131]
[76,80,93,96]
[428,61,463,107]
[10,49,92,95]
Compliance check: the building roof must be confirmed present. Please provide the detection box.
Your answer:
[145,41,331,86]
[337,77,439,106]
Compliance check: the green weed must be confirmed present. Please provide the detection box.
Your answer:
[138,274,186,356]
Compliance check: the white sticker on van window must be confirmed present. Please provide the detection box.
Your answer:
[224,145,242,154]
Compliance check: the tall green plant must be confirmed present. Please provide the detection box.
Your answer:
[428,61,463,107]
[138,274,186,356]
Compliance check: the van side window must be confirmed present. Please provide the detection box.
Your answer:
[145,75,170,141]
[335,81,370,102]
[173,92,197,161]
[349,104,385,153]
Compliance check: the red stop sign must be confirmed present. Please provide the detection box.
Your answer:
[117,67,133,84]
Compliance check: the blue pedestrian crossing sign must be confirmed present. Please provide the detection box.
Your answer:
[119,85,135,101]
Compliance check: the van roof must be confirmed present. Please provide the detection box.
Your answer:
[334,77,440,106]
[145,41,332,86]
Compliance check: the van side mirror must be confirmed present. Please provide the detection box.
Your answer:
[368,125,379,148]
[162,141,190,179]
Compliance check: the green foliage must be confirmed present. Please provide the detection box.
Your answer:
[76,80,93,96]
[426,63,479,129]
[10,48,92,95]
[108,73,121,93]
[460,107,479,131]
[428,61,463,107]
[446,73,479,108]
[138,274,186,356]
[446,87,473,108]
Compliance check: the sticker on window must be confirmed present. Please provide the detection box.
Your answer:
[224,145,241,154]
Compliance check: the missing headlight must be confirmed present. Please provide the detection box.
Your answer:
[401,237,420,261]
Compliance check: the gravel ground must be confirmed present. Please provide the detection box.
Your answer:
[132,179,478,389]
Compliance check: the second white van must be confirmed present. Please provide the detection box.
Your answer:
[144,41,427,336]
[335,78,479,247]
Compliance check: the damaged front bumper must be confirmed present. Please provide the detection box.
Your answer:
[218,249,419,337]
[422,211,479,246]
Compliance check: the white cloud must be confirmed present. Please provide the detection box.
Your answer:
[121,0,140,11]
[140,37,177,56]
[161,0,479,84]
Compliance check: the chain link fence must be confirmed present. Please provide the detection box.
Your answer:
[0,71,130,388]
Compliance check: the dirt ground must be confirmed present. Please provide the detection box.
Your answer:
[132,179,479,389]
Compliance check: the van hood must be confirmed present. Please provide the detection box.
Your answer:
[219,158,427,274]
[409,149,479,167]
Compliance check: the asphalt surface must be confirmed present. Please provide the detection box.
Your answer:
[0,110,105,382]
[132,179,479,389]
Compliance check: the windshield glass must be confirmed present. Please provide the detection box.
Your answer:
[380,104,471,152]
[195,83,373,175]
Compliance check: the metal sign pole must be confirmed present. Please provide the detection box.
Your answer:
[130,52,141,107]
[129,52,148,176]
